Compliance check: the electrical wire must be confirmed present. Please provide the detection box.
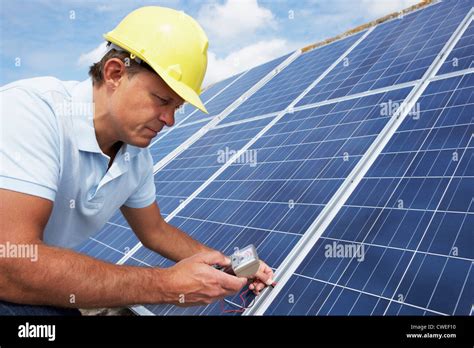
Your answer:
[220,281,277,313]
[221,288,255,314]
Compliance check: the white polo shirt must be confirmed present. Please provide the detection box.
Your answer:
[0,77,156,248]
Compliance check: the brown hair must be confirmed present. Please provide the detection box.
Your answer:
[88,48,155,86]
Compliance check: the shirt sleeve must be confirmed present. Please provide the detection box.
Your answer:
[0,86,61,201]
[123,149,156,208]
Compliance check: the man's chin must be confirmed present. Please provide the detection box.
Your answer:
[126,136,153,148]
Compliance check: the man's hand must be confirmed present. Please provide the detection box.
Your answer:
[248,260,274,295]
[161,251,248,307]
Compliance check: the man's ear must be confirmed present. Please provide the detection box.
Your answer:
[103,58,126,89]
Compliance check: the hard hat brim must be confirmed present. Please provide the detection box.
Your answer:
[150,62,209,115]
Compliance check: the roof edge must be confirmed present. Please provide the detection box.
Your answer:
[301,0,437,53]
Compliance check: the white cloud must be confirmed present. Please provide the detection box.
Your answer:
[96,4,113,12]
[77,42,108,67]
[204,38,297,87]
[360,0,420,18]
[198,0,276,41]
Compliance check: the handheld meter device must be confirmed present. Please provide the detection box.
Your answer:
[230,244,260,278]
[215,244,260,278]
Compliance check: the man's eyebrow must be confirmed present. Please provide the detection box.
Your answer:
[154,92,169,100]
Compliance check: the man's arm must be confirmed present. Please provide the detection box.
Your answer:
[0,189,246,308]
[121,202,212,262]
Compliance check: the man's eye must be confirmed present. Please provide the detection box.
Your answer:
[155,95,169,105]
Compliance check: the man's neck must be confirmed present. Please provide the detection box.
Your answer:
[107,141,123,169]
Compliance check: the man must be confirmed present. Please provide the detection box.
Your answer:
[0,6,273,315]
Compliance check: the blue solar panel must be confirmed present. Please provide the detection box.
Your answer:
[438,21,474,75]
[218,31,366,125]
[265,72,473,315]
[179,53,292,125]
[75,208,140,263]
[148,120,209,164]
[127,86,413,315]
[297,0,472,106]
[154,118,274,216]
[75,232,126,264]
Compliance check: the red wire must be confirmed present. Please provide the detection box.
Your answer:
[221,288,254,313]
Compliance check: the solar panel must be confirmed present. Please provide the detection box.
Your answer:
[438,21,474,75]
[265,72,473,315]
[219,31,366,125]
[148,120,211,164]
[75,209,141,263]
[76,15,363,266]
[297,0,472,106]
[126,86,413,315]
[153,118,274,216]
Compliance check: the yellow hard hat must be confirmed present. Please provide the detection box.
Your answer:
[104,6,209,113]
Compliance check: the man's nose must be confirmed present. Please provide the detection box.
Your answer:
[158,109,175,127]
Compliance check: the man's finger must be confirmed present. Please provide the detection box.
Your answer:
[216,271,247,292]
[254,263,273,285]
[251,279,261,287]
[264,265,274,276]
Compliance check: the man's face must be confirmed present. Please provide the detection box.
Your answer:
[108,69,184,148]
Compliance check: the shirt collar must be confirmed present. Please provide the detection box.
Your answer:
[70,78,141,158]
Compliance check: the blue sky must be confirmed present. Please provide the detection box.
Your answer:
[0,0,419,87]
